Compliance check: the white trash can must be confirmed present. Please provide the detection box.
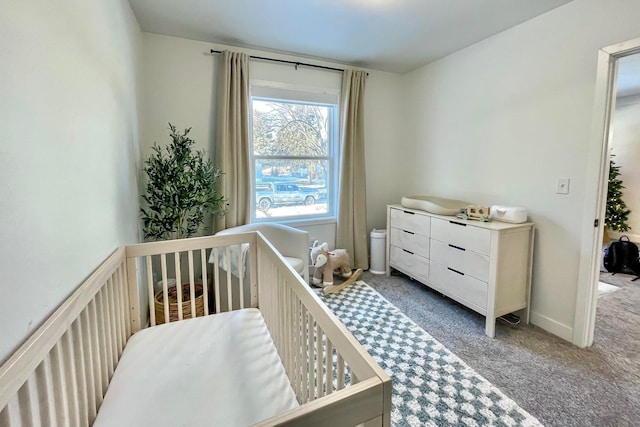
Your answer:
[370,229,387,274]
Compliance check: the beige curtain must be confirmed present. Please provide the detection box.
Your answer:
[336,70,368,270]
[215,51,251,231]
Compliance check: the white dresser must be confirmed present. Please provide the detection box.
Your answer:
[386,205,534,337]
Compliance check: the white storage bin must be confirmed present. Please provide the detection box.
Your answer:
[370,229,387,274]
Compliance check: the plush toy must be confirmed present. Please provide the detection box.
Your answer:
[309,241,353,287]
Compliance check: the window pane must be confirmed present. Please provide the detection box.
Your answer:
[251,93,336,222]
[255,159,328,219]
[253,99,331,157]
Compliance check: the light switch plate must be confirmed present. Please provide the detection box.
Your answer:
[556,178,570,194]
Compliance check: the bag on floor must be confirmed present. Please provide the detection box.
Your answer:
[603,235,640,276]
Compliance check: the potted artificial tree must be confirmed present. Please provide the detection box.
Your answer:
[605,156,632,243]
[141,123,226,323]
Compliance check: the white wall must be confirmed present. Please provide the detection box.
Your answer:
[610,95,640,242]
[140,33,403,248]
[0,0,142,363]
[398,0,640,342]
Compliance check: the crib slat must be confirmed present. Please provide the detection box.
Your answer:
[248,239,259,309]
[161,254,170,323]
[286,283,293,382]
[0,399,13,427]
[297,299,303,401]
[146,256,156,326]
[213,247,220,314]
[281,276,288,377]
[188,251,196,317]
[0,404,10,427]
[100,287,112,379]
[87,303,101,412]
[307,312,315,402]
[175,252,183,320]
[95,290,110,391]
[110,273,123,358]
[106,281,118,374]
[276,268,283,355]
[337,354,345,390]
[237,245,244,309]
[301,304,308,404]
[316,324,323,398]
[326,338,334,395]
[119,265,132,339]
[125,254,141,334]
[49,341,70,426]
[71,320,88,427]
[88,299,105,403]
[17,376,37,427]
[113,267,126,353]
[292,295,299,399]
[225,246,232,311]
[31,372,46,427]
[201,249,209,315]
[38,357,56,426]
[272,263,279,347]
[79,310,97,423]
[62,331,81,427]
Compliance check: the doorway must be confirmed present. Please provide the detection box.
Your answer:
[574,37,640,347]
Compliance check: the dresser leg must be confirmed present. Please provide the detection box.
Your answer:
[485,317,496,338]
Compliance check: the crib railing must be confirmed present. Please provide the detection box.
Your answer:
[1,232,390,427]
[0,248,131,427]
[254,235,391,427]
[125,233,258,329]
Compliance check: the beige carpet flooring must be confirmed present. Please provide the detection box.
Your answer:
[359,270,640,426]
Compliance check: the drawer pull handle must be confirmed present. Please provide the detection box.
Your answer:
[403,249,414,255]
[403,230,415,235]
[450,220,467,227]
[448,267,464,276]
[448,244,465,251]
[403,210,415,215]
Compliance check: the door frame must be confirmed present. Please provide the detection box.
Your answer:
[574,37,640,347]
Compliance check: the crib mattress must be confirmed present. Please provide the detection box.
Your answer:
[94,308,298,427]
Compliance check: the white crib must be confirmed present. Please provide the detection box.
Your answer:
[0,232,391,426]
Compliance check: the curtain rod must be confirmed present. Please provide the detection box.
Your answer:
[210,49,368,75]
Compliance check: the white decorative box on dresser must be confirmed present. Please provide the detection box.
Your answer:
[386,205,534,337]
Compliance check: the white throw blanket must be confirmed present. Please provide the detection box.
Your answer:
[208,243,249,278]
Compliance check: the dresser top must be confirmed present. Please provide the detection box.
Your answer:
[388,204,534,230]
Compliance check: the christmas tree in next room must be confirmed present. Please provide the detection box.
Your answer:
[606,156,632,233]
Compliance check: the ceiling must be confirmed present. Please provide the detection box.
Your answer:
[129,0,574,73]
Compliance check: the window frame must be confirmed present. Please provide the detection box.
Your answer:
[249,90,339,224]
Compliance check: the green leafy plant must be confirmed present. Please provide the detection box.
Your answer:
[606,157,631,232]
[141,124,226,240]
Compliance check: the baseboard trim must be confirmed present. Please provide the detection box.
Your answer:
[530,311,574,343]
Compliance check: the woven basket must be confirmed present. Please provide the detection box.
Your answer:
[154,283,205,325]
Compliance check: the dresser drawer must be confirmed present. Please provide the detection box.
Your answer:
[390,246,428,282]
[429,261,487,312]
[429,239,490,282]
[431,217,490,255]
[389,208,430,236]
[390,227,429,258]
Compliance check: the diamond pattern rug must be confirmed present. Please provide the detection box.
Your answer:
[319,281,542,427]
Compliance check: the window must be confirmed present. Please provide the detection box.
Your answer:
[250,88,338,222]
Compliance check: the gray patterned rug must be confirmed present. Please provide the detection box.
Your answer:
[319,281,542,427]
